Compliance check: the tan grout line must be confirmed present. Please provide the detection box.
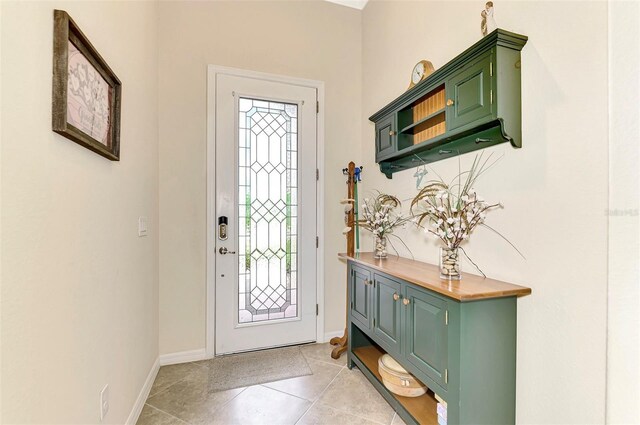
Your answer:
[146,363,247,421]
[302,354,347,368]
[305,367,390,425]
[293,361,345,425]
[143,403,190,424]
[259,384,314,402]
[209,385,250,414]
[146,376,188,400]
[188,360,209,369]
[147,363,205,400]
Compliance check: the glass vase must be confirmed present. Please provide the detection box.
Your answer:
[374,235,388,259]
[439,246,461,280]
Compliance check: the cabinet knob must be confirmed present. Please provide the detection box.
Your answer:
[402,298,410,306]
[393,293,400,301]
[364,279,370,285]
[389,130,397,136]
[446,99,455,107]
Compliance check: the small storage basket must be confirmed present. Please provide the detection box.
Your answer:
[378,354,427,397]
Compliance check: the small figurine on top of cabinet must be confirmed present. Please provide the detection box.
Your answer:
[481,1,497,36]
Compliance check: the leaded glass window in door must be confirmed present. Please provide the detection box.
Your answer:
[238,97,298,324]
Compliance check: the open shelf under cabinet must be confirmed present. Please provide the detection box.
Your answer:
[352,344,439,425]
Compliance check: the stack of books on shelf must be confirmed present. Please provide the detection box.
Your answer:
[435,394,447,425]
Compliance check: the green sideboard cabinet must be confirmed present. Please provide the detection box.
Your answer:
[372,274,403,353]
[370,29,528,178]
[341,253,531,425]
[404,285,449,390]
[350,264,373,330]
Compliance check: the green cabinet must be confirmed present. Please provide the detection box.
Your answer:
[350,264,372,330]
[368,29,528,178]
[375,114,396,161]
[346,254,531,425]
[446,52,493,132]
[404,286,449,389]
[372,274,403,355]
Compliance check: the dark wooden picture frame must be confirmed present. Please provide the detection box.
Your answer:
[52,9,122,161]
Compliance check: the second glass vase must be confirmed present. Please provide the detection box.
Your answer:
[374,235,388,259]
[439,246,461,280]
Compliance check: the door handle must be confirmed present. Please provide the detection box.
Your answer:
[218,247,236,255]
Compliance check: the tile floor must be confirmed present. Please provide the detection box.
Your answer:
[137,343,407,425]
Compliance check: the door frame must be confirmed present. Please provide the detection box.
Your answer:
[206,65,325,357]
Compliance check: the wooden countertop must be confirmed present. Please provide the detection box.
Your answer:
[339,252,531,302]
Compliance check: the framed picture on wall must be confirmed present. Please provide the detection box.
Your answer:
[52,9,122,161]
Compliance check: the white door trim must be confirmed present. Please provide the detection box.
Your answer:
[206,65,325,357]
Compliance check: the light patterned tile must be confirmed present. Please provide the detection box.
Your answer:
[210,385,311,425]
[300,342,347,367]
[317,368,394,424]
[147,371,244,425]
[296,402,384,425]
[149,362,205,397]
[136,404,187,425]
[264,358,343,401]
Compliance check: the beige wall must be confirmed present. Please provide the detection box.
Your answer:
[607,1,640,422]
[158,1,362,354]
[361,1,608,423]
[0,1,633,423]
[0,0,3,416]
[1,1,159,423]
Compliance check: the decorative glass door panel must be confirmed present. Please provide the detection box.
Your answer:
[214,72,316,355]
[238,98,298,324]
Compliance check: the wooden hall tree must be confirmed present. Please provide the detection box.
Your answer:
[330,161,357,359]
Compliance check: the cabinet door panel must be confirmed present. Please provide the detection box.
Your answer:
[373,274,402,354]
[350,265,372,330]
[405,286,448,389]
[446,53,493,131]
[375,115,396,160]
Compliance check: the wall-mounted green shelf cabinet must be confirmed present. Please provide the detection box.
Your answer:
[369,29,528,178]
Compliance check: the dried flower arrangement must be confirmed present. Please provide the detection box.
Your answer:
[410,154,522,279]
[359,193,413,258]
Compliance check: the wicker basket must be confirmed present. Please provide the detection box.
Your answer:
[378,354,427,397]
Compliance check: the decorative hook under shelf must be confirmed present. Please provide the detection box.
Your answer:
[412,154,429,189]
[411,153,427,163]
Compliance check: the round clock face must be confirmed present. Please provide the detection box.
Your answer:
[412,62,425,84]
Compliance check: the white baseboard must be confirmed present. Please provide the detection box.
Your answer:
[125,357,159,425]
[322,330,345,343]
[159,348,207,366]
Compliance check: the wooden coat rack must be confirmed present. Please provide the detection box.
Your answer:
[330,161,358,359]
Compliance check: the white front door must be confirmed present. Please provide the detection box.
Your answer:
[214,72,317,355]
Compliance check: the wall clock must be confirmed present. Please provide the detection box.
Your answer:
[408,60,435,90]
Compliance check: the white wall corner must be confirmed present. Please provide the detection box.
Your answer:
[125,357,160,425]
[159,348,208,366]
[325,0,368,10]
